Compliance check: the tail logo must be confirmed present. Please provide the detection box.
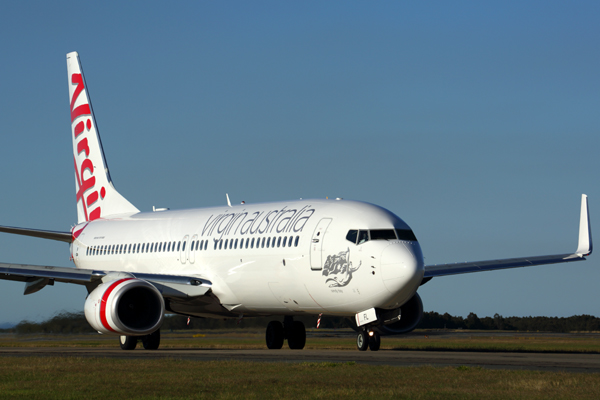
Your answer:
[71,73,105,221]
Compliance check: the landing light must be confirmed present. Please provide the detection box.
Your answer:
[368,331,374,337]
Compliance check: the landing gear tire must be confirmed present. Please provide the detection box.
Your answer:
[142,329,160,350]
[119,335,137,350]
[357,330,369,351]
[368,331,381,351]
[266,321,284,349]
[287,321,306,350]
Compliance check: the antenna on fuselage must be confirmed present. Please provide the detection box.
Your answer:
[226,194,232,207]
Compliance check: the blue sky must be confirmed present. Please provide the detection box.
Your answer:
[0,1,598,324]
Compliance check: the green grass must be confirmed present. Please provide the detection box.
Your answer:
[2,329,600,353]
[0,357,599,399]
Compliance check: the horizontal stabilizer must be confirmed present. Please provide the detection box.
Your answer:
[0,225,71,243]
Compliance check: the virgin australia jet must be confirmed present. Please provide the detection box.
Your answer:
[0,52,592,351]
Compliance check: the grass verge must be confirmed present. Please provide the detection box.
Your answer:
[0,357,600,399]
[1,330,600,353]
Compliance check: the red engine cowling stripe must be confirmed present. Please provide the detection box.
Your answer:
[100,278,133,333]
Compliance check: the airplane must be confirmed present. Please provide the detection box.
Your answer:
[0,51,592,352]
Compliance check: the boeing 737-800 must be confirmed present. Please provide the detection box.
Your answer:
[0,52,592,351]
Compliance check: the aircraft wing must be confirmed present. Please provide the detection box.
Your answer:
[423,194,592,279]
[0,262,211,297]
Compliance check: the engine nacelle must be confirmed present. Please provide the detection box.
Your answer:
[84,278,165,335]
[376,292,423,336]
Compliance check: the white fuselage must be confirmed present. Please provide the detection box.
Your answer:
[72,198,424,318]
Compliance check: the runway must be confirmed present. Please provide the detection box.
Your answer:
[1,347,599,373]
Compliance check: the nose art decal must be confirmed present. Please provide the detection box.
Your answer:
[322,248,361,287]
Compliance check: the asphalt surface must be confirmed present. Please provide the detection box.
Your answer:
[1,346,599,373]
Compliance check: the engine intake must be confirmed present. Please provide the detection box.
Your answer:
[84,278,165,335]
[376,292,423,336]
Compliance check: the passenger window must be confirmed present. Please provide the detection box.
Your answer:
[234,239,238,249]
[251,238,255,248]
[214,240,218,250]
[266,237,270,248]
[295,236,299,247]
[224,239,228,249]
[346,230,358,244]
[277,237,281,247]
[358,230,369,245]
[282,237,287,247]
[261,237,265,248]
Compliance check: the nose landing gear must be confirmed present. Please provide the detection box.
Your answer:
[356,329,380,351]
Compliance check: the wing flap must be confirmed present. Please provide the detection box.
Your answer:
[0,262,212,300]
[0,263,98,284]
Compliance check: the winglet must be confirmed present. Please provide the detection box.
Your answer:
[575,194,592,256]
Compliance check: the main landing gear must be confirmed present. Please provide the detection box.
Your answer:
[356,329,380,351]
[119,329,161,350]
[265,316,306,350]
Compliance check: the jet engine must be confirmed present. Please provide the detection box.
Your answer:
[84,278,165,335]
[376,292,423,335]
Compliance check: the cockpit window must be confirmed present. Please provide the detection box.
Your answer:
[396,229,417,241]
[347,228,418,244]
[370,229,397,241]
[346,230,358,244]
[357,230,369,244]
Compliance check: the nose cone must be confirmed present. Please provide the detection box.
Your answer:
[380,242,424,298]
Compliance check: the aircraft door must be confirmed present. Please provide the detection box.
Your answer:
[310,218,332,270]
[180,235,189,264]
